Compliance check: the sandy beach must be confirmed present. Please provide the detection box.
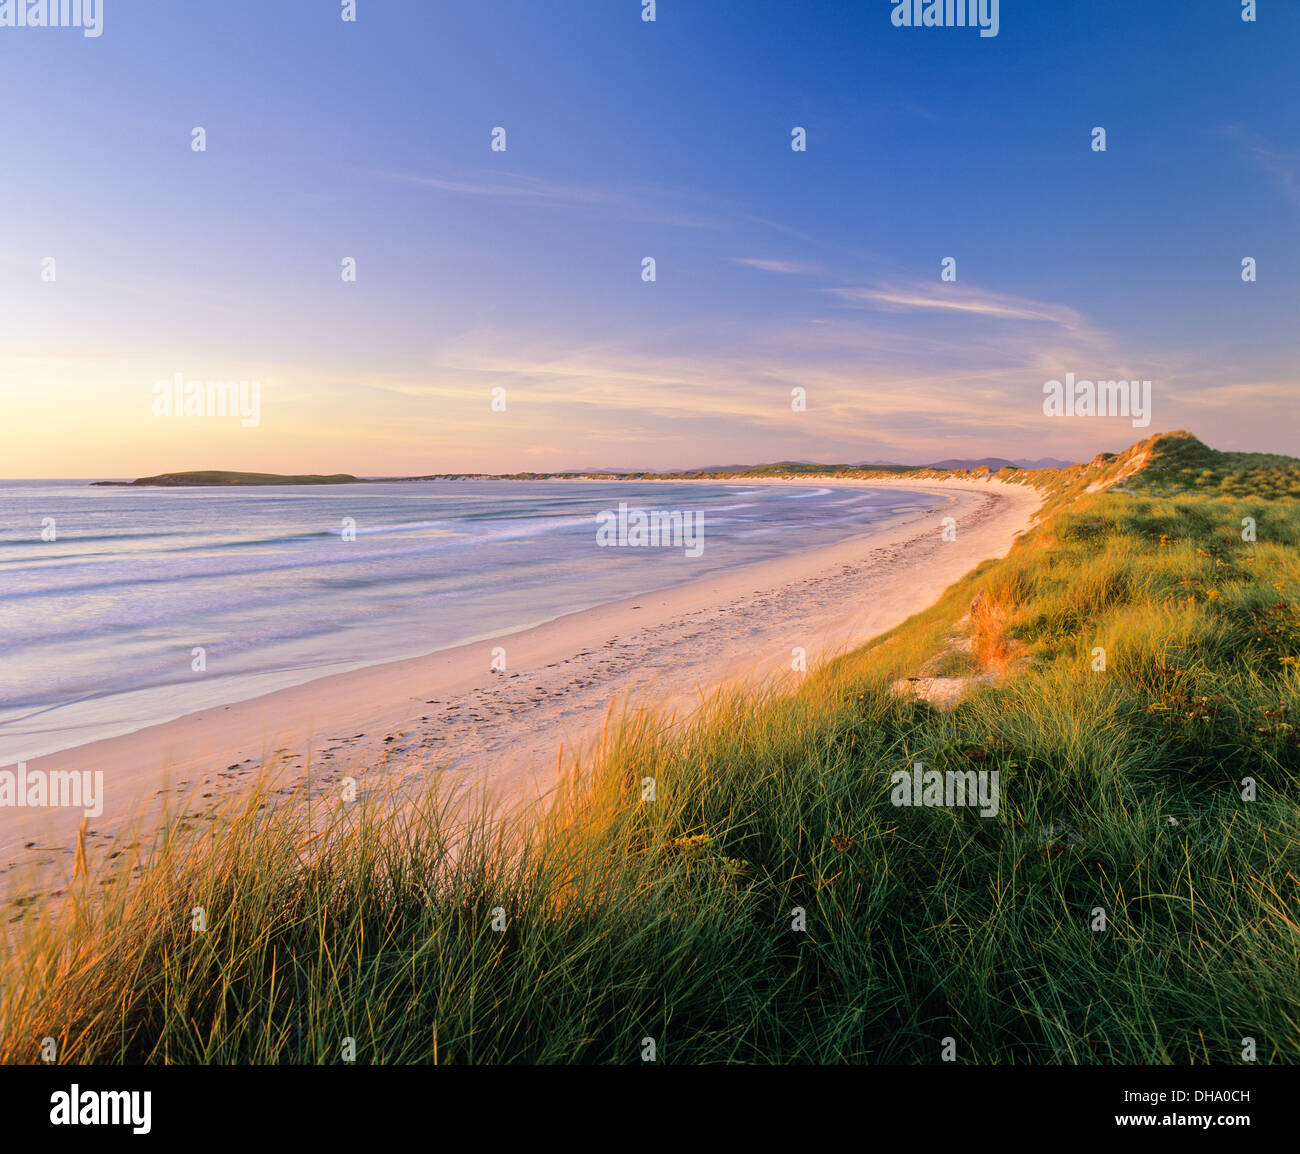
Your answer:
[1,476,1041,895]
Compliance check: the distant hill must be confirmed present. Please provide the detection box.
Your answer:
[925,456,1075,471]
[92,471,362,487]
[88,453,1102,488]
[570,456,1075,474]
[1016,457,1079,469]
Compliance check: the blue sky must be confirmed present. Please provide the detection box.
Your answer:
[2,0,1296,476]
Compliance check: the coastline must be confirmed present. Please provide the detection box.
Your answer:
[0,476,1042,891]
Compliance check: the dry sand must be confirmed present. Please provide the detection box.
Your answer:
[0,476,1042,896]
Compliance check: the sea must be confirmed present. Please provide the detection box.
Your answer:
[0,479,944,761]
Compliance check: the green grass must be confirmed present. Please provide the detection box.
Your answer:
[1124,432,1300,500]
[6,435,1298,1064]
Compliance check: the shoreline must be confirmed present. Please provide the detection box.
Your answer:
[0,476,1042,892]
[4,475,953,764]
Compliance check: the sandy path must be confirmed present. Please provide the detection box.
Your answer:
[0,476,1041,896]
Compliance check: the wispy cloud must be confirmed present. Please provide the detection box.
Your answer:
[379,169,617,207]
[730,257,822,275]
[351,293,1121,450]
[1213,125,1299,205]
[825,282,1088,329]
[895,98,942,122]
[374,168,725,228]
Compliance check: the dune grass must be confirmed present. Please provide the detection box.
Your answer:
[3,435,1298,1064]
